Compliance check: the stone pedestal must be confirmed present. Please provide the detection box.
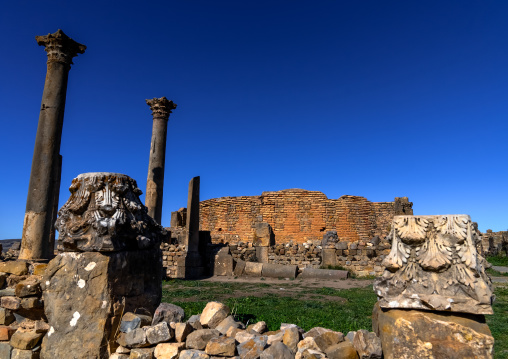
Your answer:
[41,250,162,358]
[253,222,274,263]
[41,173,165,358]
[373,214,495,359]
[20,30,86,261]
[374,215,493,314]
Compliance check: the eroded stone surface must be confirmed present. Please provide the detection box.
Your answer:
[374,215,494,314]
[372,303,494,359]
[200,302,230,329]
[55,172,166,252]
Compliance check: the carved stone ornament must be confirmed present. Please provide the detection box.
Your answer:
[55,172,167,252]
[146,97,177,120]
[373,215,494,314]
[36,29,86,66]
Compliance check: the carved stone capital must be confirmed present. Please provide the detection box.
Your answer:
[55,172,166,252]
[146,97,177,120]
[36,29,86,67]
[373,215,494,314]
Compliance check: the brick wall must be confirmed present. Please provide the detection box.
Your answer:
[200,189,397,244]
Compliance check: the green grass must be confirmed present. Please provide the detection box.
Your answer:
[488,256,508,267]
[487,268,508,277]
[487,285,508,359]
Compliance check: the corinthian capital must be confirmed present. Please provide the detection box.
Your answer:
[36,29,86,67]
[146,97,177,120]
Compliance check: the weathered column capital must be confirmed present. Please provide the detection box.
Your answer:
[36,29,86,67]
[146,97,177,120]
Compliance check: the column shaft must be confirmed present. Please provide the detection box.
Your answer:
[146,117,168,223]
[19,30,85,261]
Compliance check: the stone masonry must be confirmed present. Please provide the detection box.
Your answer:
[200,189,411,245]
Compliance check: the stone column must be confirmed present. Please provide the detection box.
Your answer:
[145,97,177,224]
[20,30,86,261]
[184,176,205,278]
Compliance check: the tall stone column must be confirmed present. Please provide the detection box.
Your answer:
[20,30,86,261]
[184,176,205,278]
[145,97,177,224]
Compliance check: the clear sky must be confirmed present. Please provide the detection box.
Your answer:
[1,1,507,238]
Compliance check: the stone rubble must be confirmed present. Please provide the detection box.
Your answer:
[102,301,383,359]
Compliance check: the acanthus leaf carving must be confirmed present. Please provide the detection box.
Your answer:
[394,216,429,244]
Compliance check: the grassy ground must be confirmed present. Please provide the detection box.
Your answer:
[487,255,508,266]
[162,278,507,359]
[487,284,508,359]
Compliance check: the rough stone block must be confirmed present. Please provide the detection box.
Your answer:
[372,303,494,359]
[120,312,153,333]
[1,296,21,310]
[238,335,268,359]
[15,277,42,298]
[215,315,242,335]
[325,341,359,359]
[179,349,210,359]
[10,330,43,350]
[152,303,185,325]
[283,327,301,353]
[31,263,47,276]
[233,260,246,276]
[213,254,234,276]
[0,324,16,340]
[175,322,193,342]
[0,342,12,359]
[130,347,154,359]
[0,307,15,325]
[260,341,293,359]
[253,223,275,247]
[41,250,162,358]
[146,322,173,344]
[154,342,185,359]
[0,261,29,276]
[244,262,263,277]
[118,328,150,349]
[200,302,230,329]
[11,348,39,359]
[186,329,220,350]
[351,330,381,359]
[204,336,236,356]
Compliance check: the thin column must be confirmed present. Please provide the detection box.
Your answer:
[145,97,177,224]
[19,30,86,261]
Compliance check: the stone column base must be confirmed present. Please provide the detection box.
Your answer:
[41,249,162,358]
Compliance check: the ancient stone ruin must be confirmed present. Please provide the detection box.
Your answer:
[43,172,165,358]
[0,28,499,358]
[373,214,495,358]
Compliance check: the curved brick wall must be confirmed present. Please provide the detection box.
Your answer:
[199,189,399,244]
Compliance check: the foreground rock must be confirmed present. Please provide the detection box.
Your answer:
[372,303,494,359]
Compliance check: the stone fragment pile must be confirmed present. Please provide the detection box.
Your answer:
[0,259,48,358]
[111,301,382,359]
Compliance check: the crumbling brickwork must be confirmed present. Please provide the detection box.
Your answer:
[200,189,401,244]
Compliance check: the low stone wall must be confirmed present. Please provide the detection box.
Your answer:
[268,241,322,269]
[205,237,391,277]
[481,230,508,256]
[0,260,48,358]
[161,243,186,278]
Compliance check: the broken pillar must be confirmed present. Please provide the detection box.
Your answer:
[393,196,413,215]
[20,29,86,261]
[373,214,494,359]
[253,222,274,263]
[321,230,339,267]
[42,172,165,358]
[184,176,205,278]
[145,97,177,225]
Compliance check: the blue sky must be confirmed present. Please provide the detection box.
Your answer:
[1,1,507,238]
